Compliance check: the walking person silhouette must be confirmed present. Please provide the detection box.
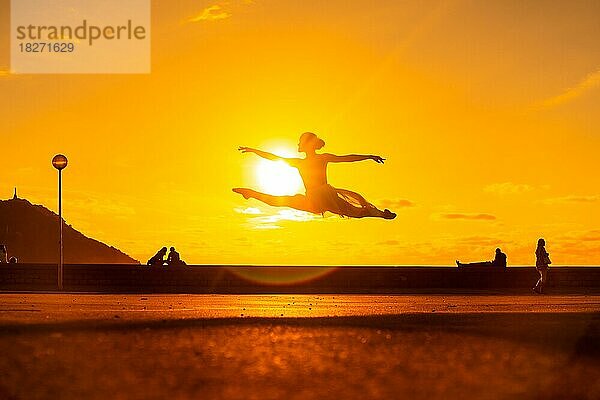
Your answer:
[533,238,551,294]
[233,132,396,219]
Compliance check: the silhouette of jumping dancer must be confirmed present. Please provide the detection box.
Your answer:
[233,132,396,219]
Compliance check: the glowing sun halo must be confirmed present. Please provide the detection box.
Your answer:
[255,150,304,195]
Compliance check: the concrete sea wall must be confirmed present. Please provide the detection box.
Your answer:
[0,264,599,294]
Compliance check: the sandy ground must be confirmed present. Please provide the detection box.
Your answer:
[0,293,599,400]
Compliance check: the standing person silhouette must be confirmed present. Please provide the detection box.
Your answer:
[533,238,551,294]
[233,132,396,219]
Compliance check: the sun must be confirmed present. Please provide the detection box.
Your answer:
[255,148,304,195]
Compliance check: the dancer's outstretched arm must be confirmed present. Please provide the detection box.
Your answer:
[238,147,300,165]
[324,153,385,164]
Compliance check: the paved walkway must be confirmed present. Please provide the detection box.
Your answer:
[1,294,599,399]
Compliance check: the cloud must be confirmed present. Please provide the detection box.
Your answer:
[251,209,316,224]
[330,241,354,248]
[543,195,599,205]
[253,224,281,230]
[549,232,600,263]
[379,198,415,208]
[377,240,400,246]
[484,182,533,195]
[571,233,600,242]
[556,230,600,243]
[243,209,318,229]
[439,213,496,221]
[188,5,231,22]
[234,207,262,215]
[580,231,600,242]
[457,236,506,246]
[537,68,600,109]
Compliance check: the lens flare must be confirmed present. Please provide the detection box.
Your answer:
[226,266,337,285]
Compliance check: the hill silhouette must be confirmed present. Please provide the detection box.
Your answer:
[0,195,138,264]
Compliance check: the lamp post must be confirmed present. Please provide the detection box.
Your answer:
[52,154,68,290]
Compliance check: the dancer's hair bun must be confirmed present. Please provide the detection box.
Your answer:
[302,132,325,149]
[314,136,325,150]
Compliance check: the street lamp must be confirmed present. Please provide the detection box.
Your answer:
[52,154,68,290]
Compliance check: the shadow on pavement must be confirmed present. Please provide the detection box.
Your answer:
[1,312,599,358]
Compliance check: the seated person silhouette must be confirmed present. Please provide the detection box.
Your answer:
[147,247,167,266]
[0,244,7,263]
[456,248,507,268]
[167,247,186,266]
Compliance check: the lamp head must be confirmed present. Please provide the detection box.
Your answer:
[52,154,68,170]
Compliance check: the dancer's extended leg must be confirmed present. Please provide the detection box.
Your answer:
[233,188,317,213]
[341,205,396,219]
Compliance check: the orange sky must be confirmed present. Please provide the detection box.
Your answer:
[1,0,599,265]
